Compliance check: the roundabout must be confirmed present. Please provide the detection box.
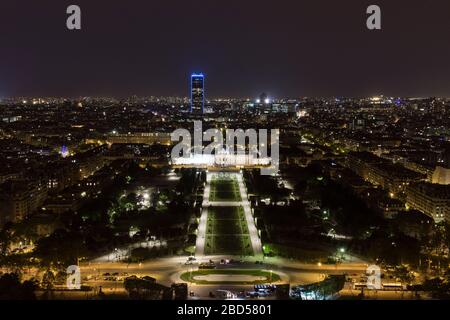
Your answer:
[179,269,282,285]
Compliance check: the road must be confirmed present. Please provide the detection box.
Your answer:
[77,254,369,299]
[1,254,369,300]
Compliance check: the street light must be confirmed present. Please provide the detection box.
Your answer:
[337,248,346,264]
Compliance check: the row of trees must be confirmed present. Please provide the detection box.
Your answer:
[0,273,38,300]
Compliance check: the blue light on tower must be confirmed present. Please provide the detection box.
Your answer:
[190,73,205,114]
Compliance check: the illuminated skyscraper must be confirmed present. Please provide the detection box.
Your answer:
[190,73,205,114]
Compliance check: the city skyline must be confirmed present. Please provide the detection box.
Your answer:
[2,0,450,305]
[2,93,450,302]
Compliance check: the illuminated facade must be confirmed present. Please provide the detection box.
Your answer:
[432,166,450,185]
[171,149,271,168]
[107,132,172,145]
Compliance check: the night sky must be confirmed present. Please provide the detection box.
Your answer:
[1,0,450,98]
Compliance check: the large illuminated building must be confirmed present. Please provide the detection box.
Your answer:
[190,73,205,114]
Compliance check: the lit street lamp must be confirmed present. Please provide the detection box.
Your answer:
[338,248,346,263]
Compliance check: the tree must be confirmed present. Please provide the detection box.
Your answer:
[42,270,55,290]
[34,229,88,268]
[130,247,151,262]
[0,223,13,257]
[123,275,169,300]
[294,180,308,195]
[393,265,415,284]
[0,273,38,300]
[421,277,450,299]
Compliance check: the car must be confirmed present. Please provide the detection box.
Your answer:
[247,291,259,298]
[258,291,271,297]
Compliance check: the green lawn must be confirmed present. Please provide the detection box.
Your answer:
[209,177,241,202]
[180,269,281,285]
[205,235,253,255]
[204,206,253,256]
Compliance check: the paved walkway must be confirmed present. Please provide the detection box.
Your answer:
[195,174,211,256]
[236,173,263,256]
